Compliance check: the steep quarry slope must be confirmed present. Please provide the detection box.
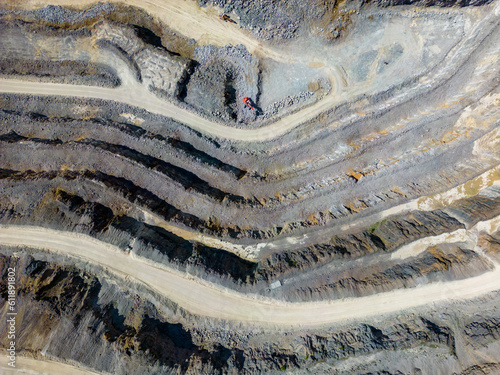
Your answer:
[0,0,499,374]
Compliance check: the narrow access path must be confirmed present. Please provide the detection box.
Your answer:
[1,224,499,328]
[0,1,498,142]
[3,0,286,61]
[0,352,103,375]
[0,77,319,141]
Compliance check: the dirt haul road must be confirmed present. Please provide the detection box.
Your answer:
[1,224,499,328]
[0,77,346,142]
[0,3,497,142]
[0,352,103,375]
[0,0,286,62]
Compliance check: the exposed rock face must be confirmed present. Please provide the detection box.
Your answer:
[0,185,258,283]
[0,0,499,374]
[199,0,329,40]
[257,210,467,279]
[94,21,193,97]
[0,250,486,374]
[478,230,500,262]
[0,20,120,87]
[199,0,493,41]
[279,245,492,301]
[184,45,259,122]
[0,253,247,374]
[0,58,120,87]
[2,249,500,374]
[0,175,497,302]
[363,0,493,6]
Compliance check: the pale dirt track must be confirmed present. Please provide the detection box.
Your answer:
[0,78,297,141]
[257,167,500,256]
[92,167,499,262]
[0,352,103,375]
[0,72,349,141]
[1,225,499,328]
[0,7,497,142]
[0,1,497,141]
[0,0,286,61]
[0,76,350,141]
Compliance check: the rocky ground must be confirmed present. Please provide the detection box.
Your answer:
[0,0,499,374]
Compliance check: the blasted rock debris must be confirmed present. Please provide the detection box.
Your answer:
[0,0,499,374]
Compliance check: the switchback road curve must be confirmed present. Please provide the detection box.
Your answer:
[1,222,499,328]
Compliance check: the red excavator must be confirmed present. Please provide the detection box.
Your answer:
[219,13,236,23]
[243,97,255,112]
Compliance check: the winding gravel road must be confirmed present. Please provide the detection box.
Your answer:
[0,9,498,142]
[1,220,498,328]
[0,352,103,375]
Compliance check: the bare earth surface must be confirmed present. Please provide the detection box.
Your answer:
[0,0,499,373]
[0,352,101,375]
[1,218,498,327]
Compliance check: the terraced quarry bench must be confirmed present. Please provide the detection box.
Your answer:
[0,0,499,374]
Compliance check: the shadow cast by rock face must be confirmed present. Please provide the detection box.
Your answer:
[136,315,246,372]
[0,254,246,374]
[113,215,258,282]
[137,316,195,368]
